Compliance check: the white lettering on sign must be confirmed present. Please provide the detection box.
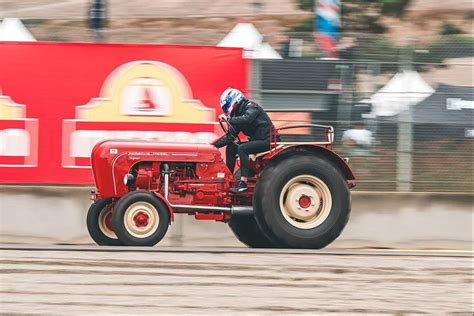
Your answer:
[446,98,474,110]
[465,129,474,138]
[70,130,217,158]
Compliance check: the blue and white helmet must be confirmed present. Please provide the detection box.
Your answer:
[220,88,245,115]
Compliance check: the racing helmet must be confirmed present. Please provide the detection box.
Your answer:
[220,88,245,115]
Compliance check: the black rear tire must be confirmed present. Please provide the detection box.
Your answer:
[112,191,170,247]
[254,154,351,249]
[229,167,279,248]
[228,215,276,248]
[86,198,123,246]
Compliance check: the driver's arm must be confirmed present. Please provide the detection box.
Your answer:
[228,103,259,126]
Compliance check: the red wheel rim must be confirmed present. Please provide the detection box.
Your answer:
[105,211,114,231]
[133,212,149,228]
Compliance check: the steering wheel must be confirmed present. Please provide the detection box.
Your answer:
[219,117,242,144]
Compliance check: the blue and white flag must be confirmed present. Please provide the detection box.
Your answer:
[315,0,341,57]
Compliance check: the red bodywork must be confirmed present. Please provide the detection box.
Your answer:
[91,138,355,222]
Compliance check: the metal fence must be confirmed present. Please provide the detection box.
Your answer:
[249,34,473,192]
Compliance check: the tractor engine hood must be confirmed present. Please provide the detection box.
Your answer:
[92,139,220,164]
[91,140,223,198]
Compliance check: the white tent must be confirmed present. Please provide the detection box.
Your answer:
[218,23,281,59]
[364,70,434,117]
[0,18,36,41]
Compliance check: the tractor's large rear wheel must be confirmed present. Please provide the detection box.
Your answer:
[228,215,276,248]
[86,198,123,246]
[229,167,278,248]
[112,191,170,247]
[254,155,351,249]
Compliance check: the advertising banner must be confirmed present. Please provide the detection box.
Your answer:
[0,42,247,184]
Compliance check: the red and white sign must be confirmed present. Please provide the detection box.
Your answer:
[121,78,171,116]
[0,42,247,184]
[0,91,39,167]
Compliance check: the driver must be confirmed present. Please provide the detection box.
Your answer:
[213,88,279,193]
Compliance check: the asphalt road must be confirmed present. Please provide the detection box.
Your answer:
[0,246,472,315]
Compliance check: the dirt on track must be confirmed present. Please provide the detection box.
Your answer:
[0,247,472,314]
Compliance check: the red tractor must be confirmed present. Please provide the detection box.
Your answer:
[86,120,355,248]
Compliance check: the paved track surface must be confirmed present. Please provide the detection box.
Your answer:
[0,245,472,314]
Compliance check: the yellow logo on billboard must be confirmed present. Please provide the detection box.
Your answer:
[76,61,214,123]
[0,88,26,120]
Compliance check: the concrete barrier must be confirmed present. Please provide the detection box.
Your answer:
[0,185,472,249]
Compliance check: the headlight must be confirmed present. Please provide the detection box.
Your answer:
[123,173,134,185]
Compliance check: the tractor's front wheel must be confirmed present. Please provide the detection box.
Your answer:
[254,155,351,249]
[86,198,123,246]
[112,191,170,247]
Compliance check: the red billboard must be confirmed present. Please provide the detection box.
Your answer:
[0,42,247,184]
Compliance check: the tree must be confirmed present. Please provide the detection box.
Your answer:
[439,22,465,36]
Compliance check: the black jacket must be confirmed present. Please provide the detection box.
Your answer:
[215,100,277,148]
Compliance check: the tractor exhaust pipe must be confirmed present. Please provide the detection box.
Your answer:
[162,164,253,215]
[230,206,254,217]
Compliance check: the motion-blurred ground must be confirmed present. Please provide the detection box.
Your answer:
[1,247,471,314]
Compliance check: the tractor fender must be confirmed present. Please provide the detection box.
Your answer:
[151,191,175,222]
[265,145,355,181]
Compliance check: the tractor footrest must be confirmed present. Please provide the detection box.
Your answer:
[195,212,225,221]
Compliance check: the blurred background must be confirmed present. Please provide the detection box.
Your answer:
[0,4,472,314]
[0,0,472,247]
[3,0,472,192]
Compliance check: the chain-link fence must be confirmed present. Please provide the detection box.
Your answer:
[250,33,473,193]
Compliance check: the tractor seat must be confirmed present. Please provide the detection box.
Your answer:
[249,145,284,162]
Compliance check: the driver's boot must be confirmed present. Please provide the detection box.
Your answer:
[230,180,248,193]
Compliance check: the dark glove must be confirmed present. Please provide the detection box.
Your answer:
[213,134,234,148]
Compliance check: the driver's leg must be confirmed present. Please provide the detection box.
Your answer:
[237,140,269,178]
[225,142,238,174]
[230,140,269,193]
